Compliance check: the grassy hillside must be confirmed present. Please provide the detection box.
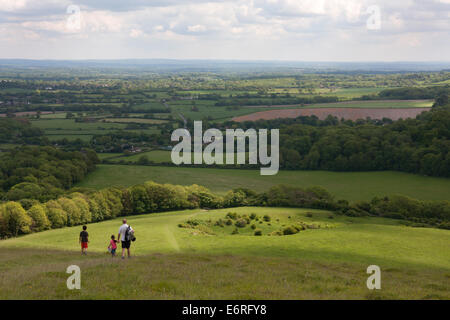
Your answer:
[103,150,249,164]
[76,165,450,201]
[1,207,448,299]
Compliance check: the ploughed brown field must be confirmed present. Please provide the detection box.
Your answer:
[232,107,430,122]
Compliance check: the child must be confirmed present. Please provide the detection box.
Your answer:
[108,235,118,257]
[79,225,89,255]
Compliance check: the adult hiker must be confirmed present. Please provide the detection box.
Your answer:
[118,219,134,259]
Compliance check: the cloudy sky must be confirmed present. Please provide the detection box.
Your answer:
[0,0,449,61]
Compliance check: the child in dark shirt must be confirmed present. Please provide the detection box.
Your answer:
[79,225,89,255]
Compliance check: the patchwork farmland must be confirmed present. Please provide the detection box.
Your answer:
[0,61,449,302]
[233,107,431,122]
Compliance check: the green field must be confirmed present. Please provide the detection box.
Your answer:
[106,150,249,164]
[77,165,450,201]
[0,143,19,150]
[28,118,162,142]
[104,118,167,124]
[326,87,385,98]
[0,207,448,299]
[40,112,68,119]
[30,119,127,130]
[106,150,172,163]
[169,102,268,121]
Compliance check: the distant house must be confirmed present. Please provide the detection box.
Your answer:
[122,144,142,153]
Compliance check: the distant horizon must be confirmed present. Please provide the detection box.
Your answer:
[0,1,448,62]
[1,58,450,63]
[1,59,449,73]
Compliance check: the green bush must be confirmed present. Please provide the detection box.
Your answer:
[438,222,450,230]
[0,202,32,237]
[251,224,256,230]
[72,197,92,224]
[27,204,51,232]
[263,215,271,222]
[226,212,238,220]
[231,228,239,235]
[254,229,262,236]
[235,218,247,228]
[57,198,81,226]
[215,219,225,227]
[45,200,67,228]
[269,230,283,236]
[186,219,202,226]
[283,226,299,235]
[345,209,362,217]
[18,199,39,210]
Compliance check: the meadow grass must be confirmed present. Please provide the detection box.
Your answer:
[103,118,168,124]
[0,207,448,299]
[77,165,450,201]
[326,87,385,98]
[97,153,124,160]
[30,119,127,130]
[40,112,67,119]
[169,102,269,121]
[107,150,249,164]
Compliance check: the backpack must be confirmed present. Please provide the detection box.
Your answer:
[125,225,135,242]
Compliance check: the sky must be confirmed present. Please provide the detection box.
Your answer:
[0,0,449,61]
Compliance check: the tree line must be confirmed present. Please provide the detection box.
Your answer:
[214,95,339,107]
[0,118,45,145]
[0,146,99,202]
[1,181,449,239]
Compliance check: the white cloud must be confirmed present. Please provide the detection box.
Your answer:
[0,0,448,60]
[187,24,206,32]
[0,0,28,12]
[129,28,143,38]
